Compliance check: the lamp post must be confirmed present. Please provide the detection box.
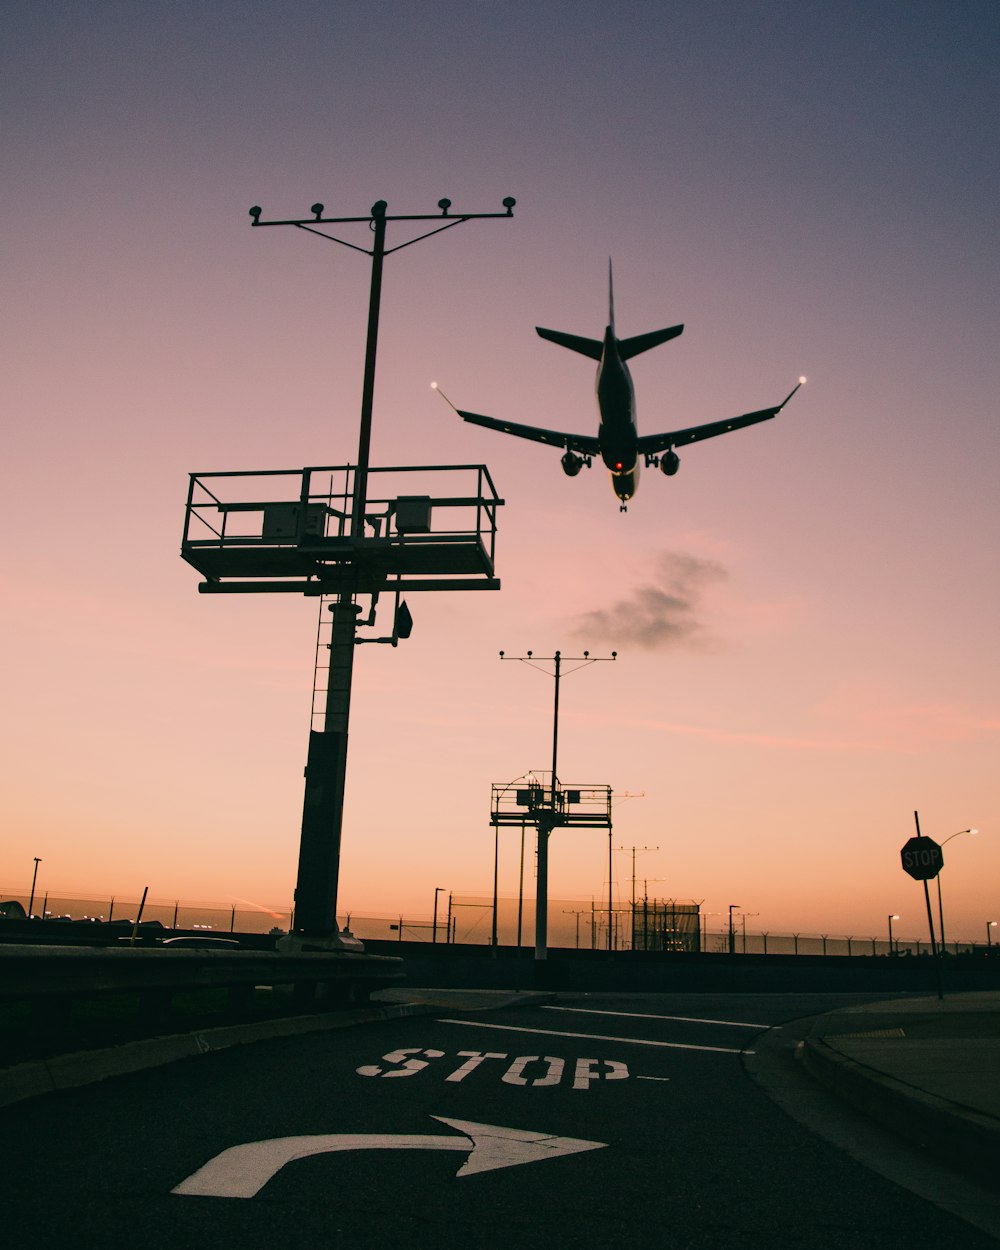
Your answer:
[987,921,997,948]
[935,828,977,956]
[432,887,445,943]
[728,904,740,955]
[27,857,41,920]
[888,913,900,955]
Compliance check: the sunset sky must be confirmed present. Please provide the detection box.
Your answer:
[3,1,997,945]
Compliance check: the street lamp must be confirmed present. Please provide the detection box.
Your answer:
[28,857,41,920]
[935,828,977,956]
[728,904,740,956]
[987,921,997,948]
[432,887,445,943]
[887,913,900,955]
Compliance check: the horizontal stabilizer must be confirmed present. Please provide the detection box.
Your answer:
[619,324,684,360]
[535,326,603,360]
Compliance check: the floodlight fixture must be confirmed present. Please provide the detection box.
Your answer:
[502,196,516,211]
[438,198,452,213]
[371,199,387,217]
[248,205,262,223]
[311,202,325,218]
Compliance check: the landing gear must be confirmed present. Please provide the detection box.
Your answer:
[619,503,628,513]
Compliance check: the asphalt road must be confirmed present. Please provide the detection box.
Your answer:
[2,991,994,1248]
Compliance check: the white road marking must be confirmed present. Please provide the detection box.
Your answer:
[502,1055,565,1087]
[636,1075,671,1082]
[544,1006,768,1030]
[436,1018,750,1056]
[172,1118,607,1197]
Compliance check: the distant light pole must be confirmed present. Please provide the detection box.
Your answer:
[27,857,41,919]
[491,773,528,953]
[741,912,759,954]
[935,828,977,956]
[888,913,900,955]
[987,921,997,948]
[728,904,740,955]
[432,887,445,943]
[617,844,658,950]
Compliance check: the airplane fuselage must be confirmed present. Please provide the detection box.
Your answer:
[596,326,640,502]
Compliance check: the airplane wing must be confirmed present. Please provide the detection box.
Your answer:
[636,380,804,456]
[457,409,601,456]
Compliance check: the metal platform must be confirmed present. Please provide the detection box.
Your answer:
[491,776,613,830]
[181,464,503,594]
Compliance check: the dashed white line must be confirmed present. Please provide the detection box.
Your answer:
[435,1018,751,1056]
[543,1006,768,1030]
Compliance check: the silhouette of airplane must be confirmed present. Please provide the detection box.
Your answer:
[435,263,804,512]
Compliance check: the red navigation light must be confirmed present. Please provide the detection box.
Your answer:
[615,461,623,470]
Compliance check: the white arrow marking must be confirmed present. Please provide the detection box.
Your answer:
[171,1117,607,1198]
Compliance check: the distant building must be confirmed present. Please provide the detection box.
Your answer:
[631,899,701,953]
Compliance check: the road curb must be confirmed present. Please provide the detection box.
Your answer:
[0,989,555,1109]
[802,1034,1000,1189]
[0,1001,435,1109]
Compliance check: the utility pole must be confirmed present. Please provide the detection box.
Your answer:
[499,650,616,961]
[245,197,514,947]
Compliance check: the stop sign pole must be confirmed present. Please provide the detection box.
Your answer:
[899,811,944,999]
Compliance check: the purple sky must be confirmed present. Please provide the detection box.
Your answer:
[2,1,997,942]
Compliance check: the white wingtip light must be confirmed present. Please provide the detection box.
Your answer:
[799,376,808,385]
[430,382,459,413]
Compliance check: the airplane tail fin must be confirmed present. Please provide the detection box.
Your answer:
[618,324,684,360]
[535,326,604,360]
[535,260,682,360]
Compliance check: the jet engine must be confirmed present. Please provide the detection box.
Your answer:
[659,450,680,476]
[561,450,584,477]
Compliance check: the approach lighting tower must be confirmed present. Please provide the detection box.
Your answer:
[492,650,616,963]
[181,197,515,952]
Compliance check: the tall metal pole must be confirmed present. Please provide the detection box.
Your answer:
[247,196,514,947]
[433,887,444,943]
[534,651,561,962]
[914,810,944,997]
[550,651,561,803]
[500,650,616,964]
[27,857,41,920]
[491,825,499,951]
[352,204,387,535]
[607,829,613,952]
[935,826,978,957]
[517,823,525,948]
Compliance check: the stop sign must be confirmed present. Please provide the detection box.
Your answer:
[900,835,944,880]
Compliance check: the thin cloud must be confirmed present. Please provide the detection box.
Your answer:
[569,551,728,651]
